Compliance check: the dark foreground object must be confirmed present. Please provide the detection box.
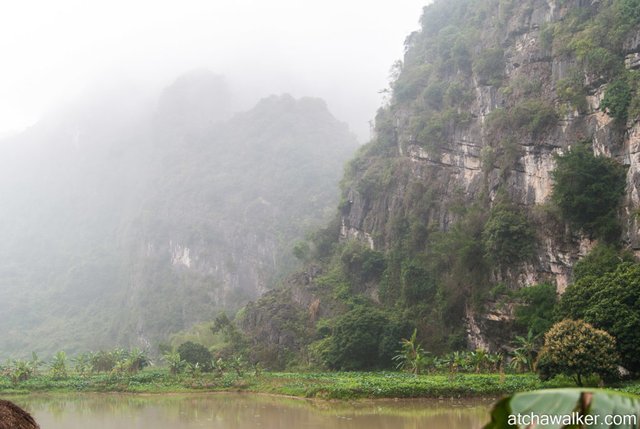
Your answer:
[0,399,39,429]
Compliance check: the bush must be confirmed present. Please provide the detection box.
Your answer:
[421,81,446,109]
[312,306,408,370]
[557,72,587,113]
[177,341,213,371]
[400,258,436,304]
[487,99,557,138]
[551,143,627,241]
[618,0,640,27]
[601,78,632,121]
[536,319,619,385]
[473,48,504,86]
[444,81,474,107]
[572,243,635,281]
[482,204,535,266]
[582,47,620,80]
[557,262,640,373]
[513,283,557,338]
[340,241,385,285]
[393,64,433,103]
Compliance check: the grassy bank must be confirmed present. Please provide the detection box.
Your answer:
[3,369,639,399]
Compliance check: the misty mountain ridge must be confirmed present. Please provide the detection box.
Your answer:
[0,69,358,357]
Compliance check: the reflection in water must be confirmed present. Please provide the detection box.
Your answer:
[8,393,490,429]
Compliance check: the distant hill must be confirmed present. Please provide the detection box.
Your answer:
[0,71,357,357]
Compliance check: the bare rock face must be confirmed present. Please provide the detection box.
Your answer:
[0,400,39,429]
[337,0,640,349]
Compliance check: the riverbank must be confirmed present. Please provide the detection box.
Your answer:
[2,369,639,399]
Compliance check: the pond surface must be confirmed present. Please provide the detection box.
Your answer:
[11,393,492,429]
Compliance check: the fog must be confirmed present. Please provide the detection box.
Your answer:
[0,0,430,357]
[1,0,428,141]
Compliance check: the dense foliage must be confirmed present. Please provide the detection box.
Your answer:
[572,243,635,281]
[557,262,640,373]
[311,306,408,371]
[487,99,558,138]
[513,283,557,338]
[176,342,213,372]
[536,319,619,386]
[601,77,633,121]
[482,204,535,266]
[551,143,627,241]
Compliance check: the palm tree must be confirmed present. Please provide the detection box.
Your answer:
[50,351,68,380]
[230,356,246,376]
[451,351,467,374]
[508,349,530,373]
[392,329,427,375]
[162,350,185,376]
[73,353,92,377]
[212,357,226,377]
[29,353,43,376]
[469,349,490,373]
[126,348,150,374]
[10,360,33,383]
[512,330,538,372]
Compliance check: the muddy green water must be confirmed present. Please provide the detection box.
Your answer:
[9,393,492,429]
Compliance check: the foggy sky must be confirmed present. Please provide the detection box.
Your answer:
[0,0,428,141]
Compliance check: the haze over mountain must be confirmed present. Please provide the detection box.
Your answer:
[0,70,357,357]
[0,1,427,142]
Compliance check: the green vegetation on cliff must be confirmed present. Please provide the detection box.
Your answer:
[235,0,640,375]
[551,143,627,241]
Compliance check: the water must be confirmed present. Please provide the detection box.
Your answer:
[10,393,492,429]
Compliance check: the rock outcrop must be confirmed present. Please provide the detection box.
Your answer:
[0,400,39,429]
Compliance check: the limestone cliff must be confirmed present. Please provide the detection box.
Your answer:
[242,0,640,360]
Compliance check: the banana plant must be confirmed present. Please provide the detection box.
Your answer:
[484,388,640,429]
[392,329,427,375]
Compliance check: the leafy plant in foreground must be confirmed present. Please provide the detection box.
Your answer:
[484,389,640,429]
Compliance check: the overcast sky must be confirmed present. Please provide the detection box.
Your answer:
[0,0,428,141]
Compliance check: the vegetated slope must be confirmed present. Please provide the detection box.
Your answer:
[0,71,357,358]
[240,0,640,369]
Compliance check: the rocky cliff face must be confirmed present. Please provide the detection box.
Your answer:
[341,0,640,349]
[351,2,633,270]
[242,0,640,358]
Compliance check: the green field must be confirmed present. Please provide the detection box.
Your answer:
[2,370,639,400]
